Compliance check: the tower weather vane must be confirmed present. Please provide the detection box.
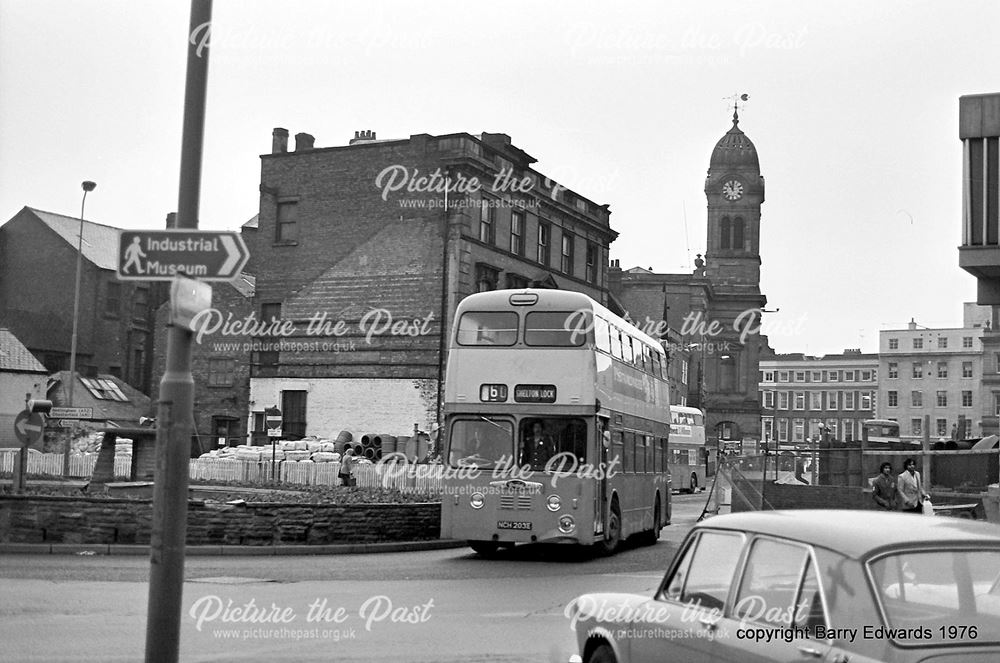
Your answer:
[722,93,750,120]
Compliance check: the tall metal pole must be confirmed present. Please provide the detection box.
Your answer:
[65,180,96,476]
[144,2,212,661]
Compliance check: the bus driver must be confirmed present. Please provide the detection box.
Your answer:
[522,421,554,468]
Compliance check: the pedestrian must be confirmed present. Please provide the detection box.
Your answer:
[872,461,898,511]
[897,457,929,513]
[339,445,355,487]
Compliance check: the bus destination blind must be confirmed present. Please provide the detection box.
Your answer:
[513,384,557,403]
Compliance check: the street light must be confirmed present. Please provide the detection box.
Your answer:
[67,180,96,408]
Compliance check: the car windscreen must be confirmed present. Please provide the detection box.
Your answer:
[868,548,1000,645]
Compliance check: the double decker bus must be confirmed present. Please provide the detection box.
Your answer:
[862,419,904,444]
[667,405,711,492]
[439,289,672,556]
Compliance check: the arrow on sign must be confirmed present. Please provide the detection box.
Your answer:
[116,230,250,282]
[16,419,42,436]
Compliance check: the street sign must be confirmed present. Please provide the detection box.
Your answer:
[49,406,93,420]
[117,229,249,281]
[14,411,44,446]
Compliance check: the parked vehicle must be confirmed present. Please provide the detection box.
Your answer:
[569,510,1000,662]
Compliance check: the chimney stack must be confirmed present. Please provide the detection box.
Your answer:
[165,212,177,229]
[294,132,315,151]
[349,129,377,145]
[908,318,917,330]
[272,128,289,154]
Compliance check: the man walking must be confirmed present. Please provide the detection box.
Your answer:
[898,457,928,513]
[872,462,898,510]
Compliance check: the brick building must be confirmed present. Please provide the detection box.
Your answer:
[244,128,617,439]
[611,110,768,445]
[0,207,162,394]
[878,317,985,441]
[759,350,878,445]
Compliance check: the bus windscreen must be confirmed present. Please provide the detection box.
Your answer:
[523,311,587,346]
[456,311,518,346]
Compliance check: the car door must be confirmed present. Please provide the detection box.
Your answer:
[711,536,837,663]
[628,529,746,663]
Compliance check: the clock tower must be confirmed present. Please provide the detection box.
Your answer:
[701,108,767,444]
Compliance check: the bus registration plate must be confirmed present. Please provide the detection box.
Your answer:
[497,520,532,530]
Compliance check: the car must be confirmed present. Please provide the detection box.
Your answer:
[568,510,1000,663]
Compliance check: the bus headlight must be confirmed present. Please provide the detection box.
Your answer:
[546,494,562,512]
[558,515,575,533]
[470,492,485,509]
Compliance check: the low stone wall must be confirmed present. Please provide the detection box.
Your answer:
[0,496,441,545]
[730,483,873,512]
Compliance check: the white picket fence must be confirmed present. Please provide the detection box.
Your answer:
[2,451,443,493]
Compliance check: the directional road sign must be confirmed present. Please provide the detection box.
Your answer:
[117,229,249,281]
[49,406,93,420]
[14,411,44,446]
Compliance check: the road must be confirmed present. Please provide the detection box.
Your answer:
[0,491,715,662]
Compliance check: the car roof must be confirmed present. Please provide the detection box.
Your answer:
[696,510,1000,559]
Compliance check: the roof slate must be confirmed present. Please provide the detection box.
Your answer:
[0,328,47,373]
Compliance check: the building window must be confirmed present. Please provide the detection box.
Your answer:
[843,419,855,442]
[844,370,855,382]
[888,338,898,349]
[276,200,298,242]
[861,393,872,410]
[479,201,495,244]
[845,392,855,410]
[560,232,575,275]
[732,217,745,250]
[963,336,974,349]
[911,391,923,407]
[936,418,948,437]
[777,391,788,409]
[105,282,120,317]
[861,370,873,381]
[963,361,973,378]
[681,361,689,385]
[827,391,838,410]
[585,241,598,284]
[281,390,307,438]
[794,371,805,382]
[938,337,948,349]
[778,371,789,382]
[937,390,947,407]
[811,370,822,382]
[887,362,898,379]
[911,418,922,437]
[810,392,822,410]
[475,264,500,292]
[133,287,149,322]
[936,361,948,378]
[506,273,530,289]
[720,216,731,249]
[763,370,774,382]
[913,338,923,349]
[764,391,775,409]
[827,370,840,381]
[996,393,1000,417]
[509,210,524,255]
[962,390,973,407]
[208,358,236,387]
[778,418,789,442]
[912,362,923,379]
[888,391,898,407]
[793,419,804,443]
[80,377,128,402]
[794,392,805,410]
[537,221,550,265]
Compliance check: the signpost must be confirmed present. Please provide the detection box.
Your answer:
[118,229,248,282]
[49,406,93,420]
[265,407,282,481]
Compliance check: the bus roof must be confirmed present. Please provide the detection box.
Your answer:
[455,288,666,351]
[670,405,705,416]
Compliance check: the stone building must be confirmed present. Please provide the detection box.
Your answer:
[245,128,617,438]
[611,110,768,445]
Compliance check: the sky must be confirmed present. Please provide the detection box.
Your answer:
[2,0,997,356]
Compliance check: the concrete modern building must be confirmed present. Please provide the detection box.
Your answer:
[759,350,878,445]
[877,319,984,441]
[246,128,617,438]
[612,109,768,445]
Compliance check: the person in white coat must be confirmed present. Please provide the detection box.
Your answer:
[898,457,929,513]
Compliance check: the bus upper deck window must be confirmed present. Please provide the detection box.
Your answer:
[524,311,587,346]
[456,311,518,346]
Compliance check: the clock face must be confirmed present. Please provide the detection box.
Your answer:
[722,180,743,201]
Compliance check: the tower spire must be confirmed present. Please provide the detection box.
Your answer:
[724,93,750,127]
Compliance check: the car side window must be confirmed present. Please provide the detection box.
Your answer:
[662,531,745,611]
[733,538,810,627]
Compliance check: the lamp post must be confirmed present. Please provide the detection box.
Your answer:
[68,181,97,407]
[64,181,96,477]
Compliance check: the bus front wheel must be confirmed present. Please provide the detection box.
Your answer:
[468,540,499,556]
[597,502,621,556]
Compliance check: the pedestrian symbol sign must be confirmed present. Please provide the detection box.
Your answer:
[117,230,250,282]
